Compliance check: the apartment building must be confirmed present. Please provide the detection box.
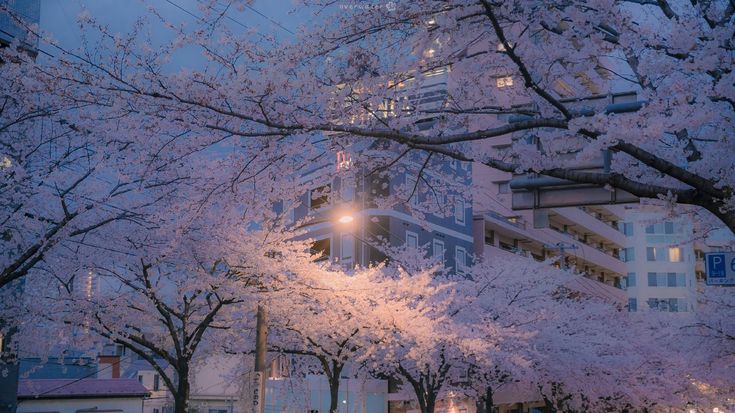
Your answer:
[470,92,643,288]
[295,65,475,275]
[620,209,697,314]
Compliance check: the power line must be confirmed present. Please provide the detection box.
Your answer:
[168,0,294,36]
[19,355,134,401]
[241,3,295,35]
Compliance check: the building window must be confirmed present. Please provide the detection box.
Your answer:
[619,222,634,236]
[646,247,684,262]
[646,298,688,312]
[311,237,331,262]
[497,181,510,194]
[647,247,661,261]
[621,247,635,262]
[454,198,465,225]
[628,298,637,312]
[340,234,354,265]
[669,247,683,262]
[626,272,636,288]
[496,75,513,88]
[154,409,159,413]
[645,221,680,234]
[433,239,445,264]
[405,175,419,207]
[455,246,467,273]
[138,375,143,384]
[309,184,331,210]
[406,231,419,250]
[154,374,160,391]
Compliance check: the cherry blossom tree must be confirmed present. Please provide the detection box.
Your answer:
[6,0,729,230]
[260,249,444,413]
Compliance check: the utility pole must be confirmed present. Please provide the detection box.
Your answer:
[544,242,579,270]
[253,304,268,413]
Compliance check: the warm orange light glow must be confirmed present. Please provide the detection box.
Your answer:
[338,215,354,224]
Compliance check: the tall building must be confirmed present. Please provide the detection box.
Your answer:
[620,209,696,313]
[294,67,474,275]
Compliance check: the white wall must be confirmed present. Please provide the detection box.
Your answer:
[623,210,696,313]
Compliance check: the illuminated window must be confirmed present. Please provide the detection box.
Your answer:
[669,247,682,262]
[496,76,513,88]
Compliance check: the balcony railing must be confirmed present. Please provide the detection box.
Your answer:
[485,210,526,230]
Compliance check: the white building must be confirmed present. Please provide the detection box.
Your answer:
[17,379,148,413]
[620,209,696,313]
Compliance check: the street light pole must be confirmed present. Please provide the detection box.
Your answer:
[253,304,268,413]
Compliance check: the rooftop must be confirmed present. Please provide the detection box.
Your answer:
[18,379,149,400]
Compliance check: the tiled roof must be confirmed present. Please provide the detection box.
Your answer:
[18,379,149,399]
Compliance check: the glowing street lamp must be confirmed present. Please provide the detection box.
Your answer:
[337,214,354,224]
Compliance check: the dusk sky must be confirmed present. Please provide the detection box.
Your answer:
[39,0,306,64]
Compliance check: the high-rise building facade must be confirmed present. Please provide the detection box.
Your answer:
[620,209,696,314]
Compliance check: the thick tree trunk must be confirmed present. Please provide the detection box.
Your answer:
[483,386,495,413]
[173,365,190,413]
[424,394,436,413]
[327,361,343,413]
[328,375,340,413]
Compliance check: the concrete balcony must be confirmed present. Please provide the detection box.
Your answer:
[553,207,625,247]
[552,230,627,274]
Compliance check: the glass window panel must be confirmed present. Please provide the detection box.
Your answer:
[454,198,465,225]
[648,272,657,286]
[647,247,656,261]
[406,231,418,249]
[669,247,682,262]
[665,222,674,234]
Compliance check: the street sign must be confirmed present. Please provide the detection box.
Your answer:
[705,252,735,286]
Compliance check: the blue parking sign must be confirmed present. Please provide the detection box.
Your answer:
[707,254,726,277]
[705,252,735,286]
